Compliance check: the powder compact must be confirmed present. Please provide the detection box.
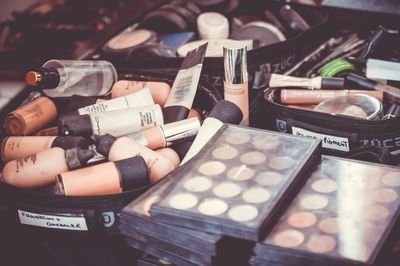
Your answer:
[150,125,321,241]
[254,156,400,266]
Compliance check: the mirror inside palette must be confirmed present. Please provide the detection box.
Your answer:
[150,124,321,241]
[256,156,400,266]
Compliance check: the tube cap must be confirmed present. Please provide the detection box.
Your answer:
[197,12,229,40]
[208,100,243,124]
[92,134,117,158]
[65,147,96,170]
[58,114,92,137]
[52,136,89,150]
[114,156,150,191]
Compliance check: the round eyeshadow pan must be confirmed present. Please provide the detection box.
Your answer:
[300,194,329,210]
[184,176,212,192]
[306,235,336,253]
[227,165,255,181]
[318,218,340,234]
[256,172,284,186]
[242,188,271,204]
[268,157,296,171]
[213,182,242,198]
[212,145,239,160]
[198,161,226,176]
[273,230,305,247]
[372,188,398,203]
[311,179,338,193]
[240,151,266,165]
[198,198,228,216]
[288,212,317,228]
[364,205,390,222]
[382,172,400,187]
[228,205,259,222]
[252,135,281,150]
[168,193,198,210]
[225,133,251,145]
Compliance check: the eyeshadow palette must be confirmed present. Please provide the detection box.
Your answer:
[150,125,321,241]
[254,156,400,266]
[120,177,221,256]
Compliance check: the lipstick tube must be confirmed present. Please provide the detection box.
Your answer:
[58,104,164,137]
[94,134,178,184]
[2,147,94,189]
[1,136,88,163]
[223,45,249,126]
[54,156,149,196]
[126,117,201,150]
[280,89,384,104]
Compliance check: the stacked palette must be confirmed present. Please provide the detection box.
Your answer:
[149,125,321,241]
[252,156,400,266]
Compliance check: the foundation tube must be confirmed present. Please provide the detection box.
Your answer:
[73,88,154,115]
[34,126,59,136]
[163,43,208,123]
[265,74,345,90]
[58,104,164,137]
[223,45,249,126]
[126,117,200,150]
[180,100,243,165]
[54,156,149,196]
[281,89,384,105]
[111,81,171,107]
[2,147,95,189]
[4,97,57,136]
[94,134,177,184]
[1,136,88,163]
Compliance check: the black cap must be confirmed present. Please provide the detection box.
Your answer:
[58,114,92,137]
[92,134,117,158]
[114,156,150,191]
[171,141,193,160]
[65,147,96,170]
[208,100,243,124]
[52,136,89,150]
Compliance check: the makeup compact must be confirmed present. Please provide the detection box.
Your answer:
[314,94,383,120]
[231,21,286,47]
[254,156,400,266]
[150,125,321,241]
[103,28,158,57]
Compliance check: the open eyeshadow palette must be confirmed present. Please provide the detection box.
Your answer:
[120,177,222,257]
[150,125,321,241]
[253,156,400,266]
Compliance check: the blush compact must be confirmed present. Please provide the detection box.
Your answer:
[150,125,321,241]
[254,156,400,266]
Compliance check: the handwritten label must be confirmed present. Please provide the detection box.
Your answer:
[292,127,350,152]
[18,210,88,231]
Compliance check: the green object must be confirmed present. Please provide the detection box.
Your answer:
[320,59,356,77]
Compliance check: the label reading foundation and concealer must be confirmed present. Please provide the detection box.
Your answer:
[18,210,88,231]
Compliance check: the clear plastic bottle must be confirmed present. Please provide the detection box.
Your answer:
[26,60,118,97]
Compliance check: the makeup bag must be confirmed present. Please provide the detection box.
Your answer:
[0,72,221,266]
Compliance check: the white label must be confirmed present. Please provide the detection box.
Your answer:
[367,59,400,82]
[18,210,88,231]
[90,104,163,137]
[125,131,149,147]
[164,64,203,109]
[292,127,350,152]
[180,118,223,165]
[78,88,154,115]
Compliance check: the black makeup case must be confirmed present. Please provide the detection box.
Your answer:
[257,11,400,165]
[0,72,221,266]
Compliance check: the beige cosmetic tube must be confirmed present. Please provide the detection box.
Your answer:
[111,80,171,107]
[2,147,94,188]
[94,134,177,184]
